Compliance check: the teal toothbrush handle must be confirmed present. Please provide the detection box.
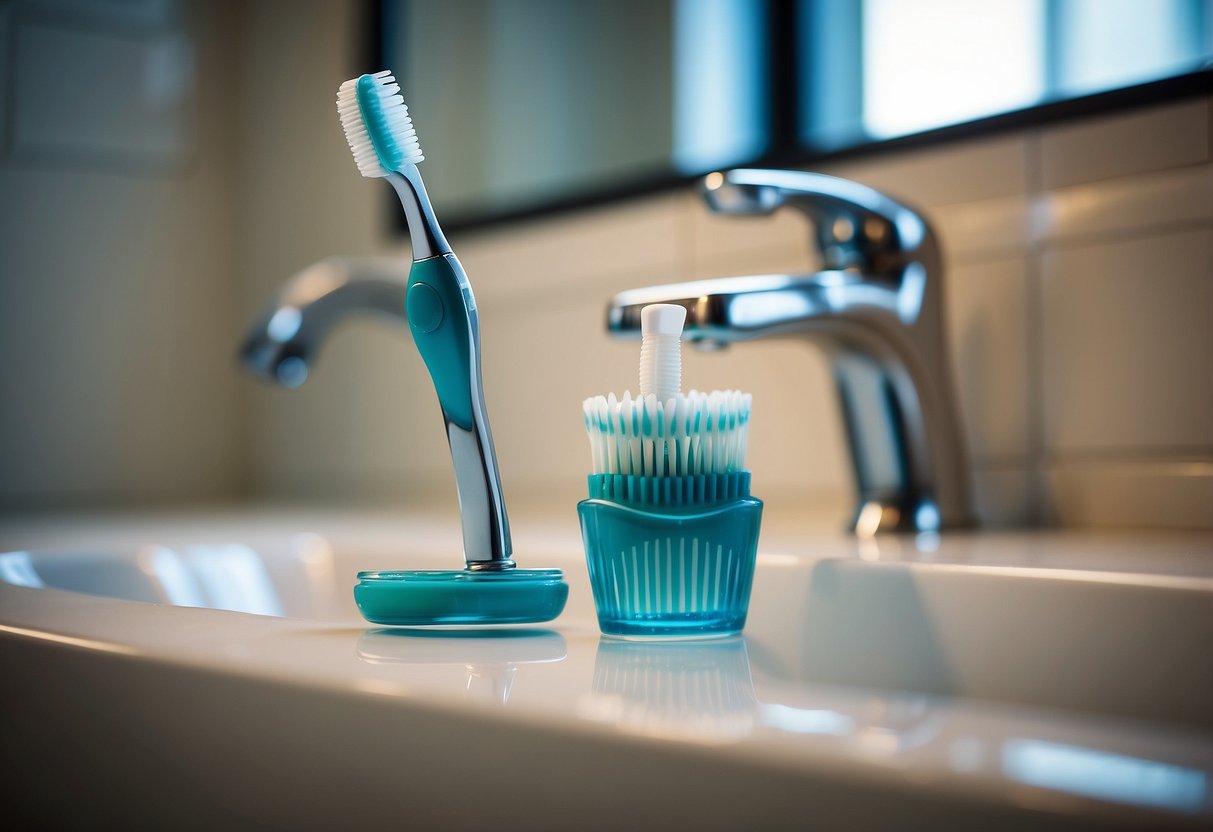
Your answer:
[406,254,512,567]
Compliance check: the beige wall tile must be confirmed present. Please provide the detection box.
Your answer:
[932,195,1031,261]
[688,191,815,276]
[690,238,818,280]
[945,256,1031,462]
[972,466,1034,528]
[681,340,849,498]
[453,192,690,302]
[1045,460,1213,530]
[478,286,641,505]
[1039,98,1211,190]
[247,320,455,505]
[0,1,243,510]
[821,134,1029,207]
[1035,163,1213,245]
[1042,229,1213,454]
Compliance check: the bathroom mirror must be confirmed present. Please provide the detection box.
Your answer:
[381,0,1212,229]
[381,0,769,225]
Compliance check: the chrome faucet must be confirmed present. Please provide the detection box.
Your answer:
[608,169,972,534]
[240,257,407,388]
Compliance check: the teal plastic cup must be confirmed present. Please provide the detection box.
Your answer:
[577,472,762,639]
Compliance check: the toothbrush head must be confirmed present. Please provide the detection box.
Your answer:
[336,70,424,177]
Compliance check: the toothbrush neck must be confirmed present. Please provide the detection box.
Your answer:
[387,167,452,261]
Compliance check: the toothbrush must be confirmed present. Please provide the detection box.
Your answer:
[577,303,761,638]
[336,71,509,568]
[340,71,568,626]
[582,304,752,480]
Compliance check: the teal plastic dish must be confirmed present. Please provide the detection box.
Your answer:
[354,568,568,625]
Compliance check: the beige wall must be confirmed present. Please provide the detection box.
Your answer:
[3,1,1209,530]
[0,0,244,510]
[231,0,393,503]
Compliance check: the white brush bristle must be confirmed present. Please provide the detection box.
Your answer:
[586,302,750,477]
[336,70,424,178]
[582,390,752,478]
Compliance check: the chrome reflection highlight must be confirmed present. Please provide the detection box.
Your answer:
[728,290,814,328]
[266,306,303,343]
[914,500,941,533]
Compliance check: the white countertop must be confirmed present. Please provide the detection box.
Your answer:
[1,508,1211,829]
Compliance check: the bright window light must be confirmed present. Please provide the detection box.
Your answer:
[863,0,1046,138]
[1056,0,1209,96]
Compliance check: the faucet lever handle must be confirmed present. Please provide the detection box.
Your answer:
[702,169,932,276]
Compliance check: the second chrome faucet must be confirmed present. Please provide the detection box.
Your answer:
[608,169,972,534]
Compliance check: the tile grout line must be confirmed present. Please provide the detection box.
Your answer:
[1043,449,1213,464]
[1036,219,1213,254]
[1024,127,1047,527]
[943,218,1213,274]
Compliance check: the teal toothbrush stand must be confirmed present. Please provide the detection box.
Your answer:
[355,568,568,626]
[578,473,762,639]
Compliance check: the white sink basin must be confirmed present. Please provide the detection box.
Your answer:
[1,510,1210,830]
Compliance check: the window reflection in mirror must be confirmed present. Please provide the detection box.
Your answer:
[849,0,1209,141]
[382,0,1212,227]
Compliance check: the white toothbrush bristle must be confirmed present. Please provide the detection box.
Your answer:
[336,70,424,178]
[582,390,752,477]
[585,301,748,479]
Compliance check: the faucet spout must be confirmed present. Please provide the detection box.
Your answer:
[240,257,407,388]
[609,170,973,534]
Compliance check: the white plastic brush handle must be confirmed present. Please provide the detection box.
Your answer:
[639,303,687,402]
